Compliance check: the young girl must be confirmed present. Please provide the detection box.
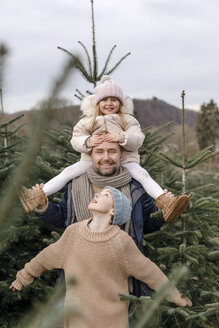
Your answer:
[11,187,192,328]
[18,76,189,222]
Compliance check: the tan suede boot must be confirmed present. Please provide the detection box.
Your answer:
[17,185,47,214]
[155,193,190,222]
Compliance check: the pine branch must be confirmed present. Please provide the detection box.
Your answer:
[150,121,174,135]
[0,142,20,153]
[156,133,175,145]
[75,89,86,101]
[18,279,78,328]
[186,148,212,165]
[36,157,61,177]
[185,150,215,169]
[105,52,131,75]
[167,145,181,161]
[75,62,92,82]
[200,291,219,298]
[187,184,214,193]
[97,44,117,79]
[208,251,219,259]
[0,114,24,129]
[195,196,214,204]
[86,90,93,95]
[133,266,188,328]
[143,149,169,164]
[78,41,93,77]
[75,89,85,98]
[57,46,78,60]
[158,153,183,167]
[11,123,25,135]
[139,144,160,155]
[142,126,153,133]
[74,94,83,101]
[120,293,150,302]
[57,46,92,82]
[195,151,219,166]
[174,230,202,238]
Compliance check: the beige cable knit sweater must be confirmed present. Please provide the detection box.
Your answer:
[12,219,185,328]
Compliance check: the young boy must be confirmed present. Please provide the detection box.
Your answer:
[10,187,191,328]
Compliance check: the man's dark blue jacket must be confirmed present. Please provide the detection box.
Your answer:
[37,178,164,297]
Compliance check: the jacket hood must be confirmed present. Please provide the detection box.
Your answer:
[80,94,134,117]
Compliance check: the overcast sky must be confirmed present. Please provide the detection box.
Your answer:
[1,0,219,113]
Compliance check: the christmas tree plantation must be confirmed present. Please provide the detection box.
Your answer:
[125,92,219,328]
[1,110,218,327]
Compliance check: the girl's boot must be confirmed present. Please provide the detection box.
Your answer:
[155,193,189,222]
[17,185,47,214]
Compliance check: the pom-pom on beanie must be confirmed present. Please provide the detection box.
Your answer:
[94,75,124,105]
[104,186,132,226]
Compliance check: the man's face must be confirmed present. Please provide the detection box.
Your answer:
[91,142,121,176]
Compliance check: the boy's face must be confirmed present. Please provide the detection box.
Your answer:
[88,189,114,216]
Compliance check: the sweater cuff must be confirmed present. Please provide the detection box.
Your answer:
[118,132,127,146]
[84,137,92,152]
[12,279,24,291]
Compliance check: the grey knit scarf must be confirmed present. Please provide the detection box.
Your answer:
[72,166,132,224]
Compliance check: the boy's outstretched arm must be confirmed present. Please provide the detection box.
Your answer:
[9,225,73,291]
[120,233,192,307]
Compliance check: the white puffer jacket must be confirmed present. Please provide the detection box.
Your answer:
[70,95,145,164]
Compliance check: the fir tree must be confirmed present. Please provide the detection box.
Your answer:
[123,92,219,328]
[196,99,219,151]
[0,53,81,327]
[58,0,130,99]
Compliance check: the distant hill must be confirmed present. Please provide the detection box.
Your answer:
[133,97,197,128]
[4,97,197,135]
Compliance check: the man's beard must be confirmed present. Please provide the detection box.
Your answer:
[98,166,118,176]
[95,161,119,176]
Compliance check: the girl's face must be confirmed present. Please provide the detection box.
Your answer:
[99,97,120,115]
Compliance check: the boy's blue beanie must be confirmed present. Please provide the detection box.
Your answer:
[105,186,132,226]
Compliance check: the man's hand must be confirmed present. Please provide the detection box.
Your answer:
[103,133,121,143]
[32,183,44,191]
[163,189,174,198]
[31,183,48,213]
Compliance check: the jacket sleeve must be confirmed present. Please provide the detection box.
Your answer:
[70,117,92,153]
[36,190,68,228]
[141,193,164,233]
[11,226,73,290]
[119,115,145,152]
[120,233,185,305]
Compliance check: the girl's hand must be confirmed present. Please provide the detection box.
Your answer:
[89,135,104,147]
[163,189,174,198]
[103,133,121,143]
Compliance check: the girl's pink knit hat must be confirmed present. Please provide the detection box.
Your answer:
[94,75,124,105]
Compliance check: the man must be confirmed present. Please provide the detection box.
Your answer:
[19,141,173,297]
